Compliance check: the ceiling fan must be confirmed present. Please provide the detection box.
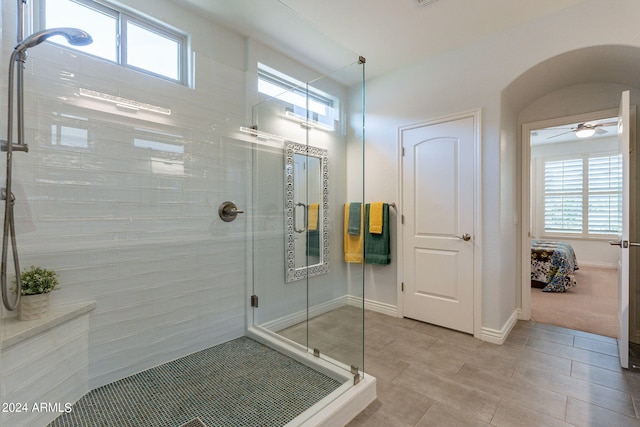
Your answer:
[546,121,616,139]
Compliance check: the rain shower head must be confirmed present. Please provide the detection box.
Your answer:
[14,27,93,53]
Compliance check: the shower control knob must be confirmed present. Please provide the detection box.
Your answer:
[218,201,244,222]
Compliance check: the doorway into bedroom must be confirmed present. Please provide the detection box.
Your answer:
[525,111,621,338]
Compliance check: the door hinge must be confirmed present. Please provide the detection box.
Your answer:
[250,295,259,308]
[402,147,405,156]
[351,365,361,385]
[401,282,404,292]
[401,214,405,224]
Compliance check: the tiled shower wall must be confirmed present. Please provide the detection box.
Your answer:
[1,0,253,389]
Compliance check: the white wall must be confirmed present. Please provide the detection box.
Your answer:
[354,0,640,332]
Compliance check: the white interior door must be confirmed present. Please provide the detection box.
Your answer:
[401,116,475,334]
[612,90,631,368]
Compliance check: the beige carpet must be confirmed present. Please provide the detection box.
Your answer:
[531,265,618,338]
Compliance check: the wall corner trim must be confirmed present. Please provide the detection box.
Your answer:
[480,309,519,345]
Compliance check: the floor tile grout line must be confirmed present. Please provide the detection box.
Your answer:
[524,338,621,367]
[525,322,617,343]
[453,364,571,423]
[568,396,640,422]
[514,365,638,418]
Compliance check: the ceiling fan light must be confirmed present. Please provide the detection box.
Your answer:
[576,128,596,138]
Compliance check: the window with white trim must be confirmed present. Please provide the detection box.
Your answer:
[257,63,338,131]
[543,153,622,237]
[39,0,188,84]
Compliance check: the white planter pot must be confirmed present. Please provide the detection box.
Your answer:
[17,293,51,321]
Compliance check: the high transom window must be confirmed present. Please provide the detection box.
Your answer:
[38,0,188,85]
[257,63,338,131]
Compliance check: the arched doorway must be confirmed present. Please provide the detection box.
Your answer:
[501,45,640,343]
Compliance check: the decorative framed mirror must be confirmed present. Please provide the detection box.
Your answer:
[284,142,329,282]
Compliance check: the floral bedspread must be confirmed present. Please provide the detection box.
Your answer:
[531,240,578,292]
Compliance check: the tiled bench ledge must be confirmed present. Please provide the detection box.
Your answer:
[1,301,96,351]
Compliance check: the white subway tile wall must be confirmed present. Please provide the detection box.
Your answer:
[1,0,250,393]
[2,315,91,426]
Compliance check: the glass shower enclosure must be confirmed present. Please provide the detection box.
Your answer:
[247,58,366,393]
[0,0,372,423]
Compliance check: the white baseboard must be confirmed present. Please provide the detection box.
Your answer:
[346,296,398,317]
[261,296,349,332]
[481,309,519,345]
[578,261,618,269]
[261,295,400,333]
[262,293,522,347]
[517,308,528,321]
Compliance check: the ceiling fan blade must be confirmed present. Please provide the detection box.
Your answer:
[595,127,608,135]
[546,130,575,139]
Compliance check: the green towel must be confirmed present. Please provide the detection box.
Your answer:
[306,204,320,258]
[348,202,361,235]
[364,203,390,265]
[306,229,320,258]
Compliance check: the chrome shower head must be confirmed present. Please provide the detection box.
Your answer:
[14,27,93,53]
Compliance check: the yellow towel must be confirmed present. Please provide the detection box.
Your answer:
[369,202,384,234]
[344,204,363,263]
[308,203,319,231]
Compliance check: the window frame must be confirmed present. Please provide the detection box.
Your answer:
[539,151,622,239]
[36,0,189,86]
[257,63,338,131]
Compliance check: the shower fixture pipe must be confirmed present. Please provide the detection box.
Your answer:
[1,27,93,311]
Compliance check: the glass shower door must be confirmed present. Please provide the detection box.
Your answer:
[250,58,365,379]
[305,62,365,376]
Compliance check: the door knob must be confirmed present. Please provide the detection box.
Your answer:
[610,240,640,248]
[458,233,471,241]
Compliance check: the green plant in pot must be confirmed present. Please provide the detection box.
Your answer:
[16,265,58,320]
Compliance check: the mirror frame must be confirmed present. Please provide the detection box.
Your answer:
[285,141,329,282]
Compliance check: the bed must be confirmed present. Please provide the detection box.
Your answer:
[531,239,578,292]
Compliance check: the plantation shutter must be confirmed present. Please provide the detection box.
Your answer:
[544,159,583,233]
[588,155,622,234]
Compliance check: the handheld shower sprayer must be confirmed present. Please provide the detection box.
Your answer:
[1,27,93,311]
[14,27,93,53]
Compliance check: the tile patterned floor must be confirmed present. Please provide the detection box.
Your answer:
[277,305,364,371]
[347,311,640,427]
[47,337,343,427]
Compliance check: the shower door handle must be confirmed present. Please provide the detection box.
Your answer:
[294,202,306,233]
[0,140,28,152]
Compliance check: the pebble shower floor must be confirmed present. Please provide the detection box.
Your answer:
[48,337,344,427]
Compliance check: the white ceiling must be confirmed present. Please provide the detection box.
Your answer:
[181,0,588,85]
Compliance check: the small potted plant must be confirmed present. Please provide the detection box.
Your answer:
[16,265,58,320]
